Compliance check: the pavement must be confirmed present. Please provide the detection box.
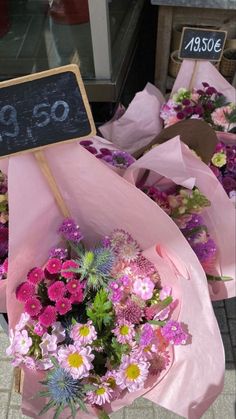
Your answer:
[0,298,235,419]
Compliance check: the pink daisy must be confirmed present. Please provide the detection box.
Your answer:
[55,298,72,315]
[58,344,94,379]
[112,321,135,345]
[24,297,42,317]
[16,282,35,303]
[46,258,62,274]
[61,260,78,279]
[48,281,65,302]
[39,306,57,328]
[70,320,97,345]
[66,279,82,295]
[86,384,113,406]
[115,354,150,392]
[27,267,44,285]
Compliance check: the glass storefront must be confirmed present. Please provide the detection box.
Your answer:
[0,0,145,101]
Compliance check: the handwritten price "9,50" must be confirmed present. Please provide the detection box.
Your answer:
[0,100,70,142]
[184,37,222,53]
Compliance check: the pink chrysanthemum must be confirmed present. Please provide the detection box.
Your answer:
[133,277,154,301]
[61,260,78,279]
[117,300,142,324]
[27,267,44,285]
[66,279,82,295]
[55,298,72,315]
[58,344,94,379]
[69,289,84,304]
[70,320,97,345]
[149,351,170,375]
[130,256,156,277]
[103,371,122,400]
[86,384,113,406]
[116,354,150,392]
[112,321,135,345]
[24,297,42,317]
[16,282,35,303]
[48,281,65,302]
[39,306,57,328]
[46,258,62,274]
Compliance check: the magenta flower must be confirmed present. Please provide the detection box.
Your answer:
[140,324,154,347]
[34,323,47,337]
[16,282,35,303]
[111,289,123,303]
[61,260,78,279]
[27,267,44,285]
[112,321,135,345]
[39,306,57,328]
[48,281,65,302]
[161,320,189,345]
[69,289,84,304]
[133,277,154,300]
[70,320,97,345]
[66,279,82,295]
[24,297,42,317]
[55,298,72,315]
[58,344,94,379]
[102,150,135,168]
[58,218,83,244]
[46,258,62,274]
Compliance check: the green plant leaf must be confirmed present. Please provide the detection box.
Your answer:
[39,400,56,416]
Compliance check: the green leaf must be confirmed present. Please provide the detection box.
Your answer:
[160,296,173,308]
[77,397,88,412]
[97,410,110,419]
[148,320,166,326]
[53,404,65,419]
[71,317,77,325]
[207,274,233,282]
[39,400,56,416]
[69,399,77,418]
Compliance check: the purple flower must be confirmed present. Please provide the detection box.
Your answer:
[182,99,191,106]
[102,150,135,168]
[162,320,189,345]
[49,247,68,260]
[140,324,154,347]
[0,226,8,258]
[111,289,122,303]
[79,140,93,146]
[176,111,185,120]
[58,218,83,244]
[206,86,217,95]
[184,214,204,230]
[100,148,112,156]
[84,146,97,155]
[194,105,203,116]
[192,238,217,263]
[202,82,209,88]
[222,176,236,193]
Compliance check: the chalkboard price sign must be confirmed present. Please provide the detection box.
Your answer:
[0,65,96,158]
[179,27,227,61]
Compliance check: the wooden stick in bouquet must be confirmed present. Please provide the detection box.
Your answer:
[0,64,96,395]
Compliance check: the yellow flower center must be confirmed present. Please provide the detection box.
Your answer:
[107,377,116,389]
[120,325,129,335]
[67,353,83,368]
[144,345,151,352]
[125,364,140,380]
[79,326,90,337]
[96,387,106,395]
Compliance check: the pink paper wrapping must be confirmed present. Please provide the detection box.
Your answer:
[99,83,165,154]
[124,137,236,301]
[172,60,236,103]
[6,143,224,418]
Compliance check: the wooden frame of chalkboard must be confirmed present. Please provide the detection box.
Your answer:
[0,64,96,159]
[179,27,227,61]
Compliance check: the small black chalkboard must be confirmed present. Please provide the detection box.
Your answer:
[179,27,227,61]
[0,65,96,158]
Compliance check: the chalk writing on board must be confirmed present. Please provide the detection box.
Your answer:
[0,68,95,157]
[179,27,227,61]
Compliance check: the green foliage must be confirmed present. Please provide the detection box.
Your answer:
[86,289,114,331]
[109,338,130,368]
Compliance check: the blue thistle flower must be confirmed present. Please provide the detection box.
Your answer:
[93,247,115,276]
[47,368,82,404]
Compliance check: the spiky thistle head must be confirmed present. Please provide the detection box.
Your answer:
[93,247,115,276]
[39,362,90,417]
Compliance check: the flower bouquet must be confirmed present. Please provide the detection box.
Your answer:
[124,137,236,300]
[5,143,224,418]
[8,218,189,418]
[0,170,8,312]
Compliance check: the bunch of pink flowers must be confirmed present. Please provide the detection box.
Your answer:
[7,219,190,418]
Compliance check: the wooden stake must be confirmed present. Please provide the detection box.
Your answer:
[14,367,24,394]
[34,150,70,218]
[189,60,199,91]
